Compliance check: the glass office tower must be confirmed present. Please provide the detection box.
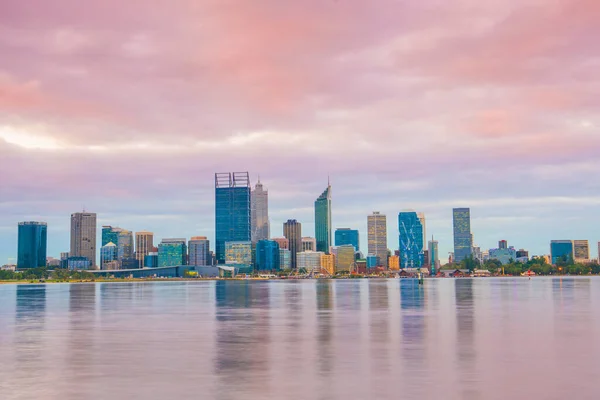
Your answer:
[255,240,280,272]
[335,228,359,251]
[215,172,251,264]
[398,211,425,269]
[17,221,48,269]
[314,184,332,253]
[453,208,472,263]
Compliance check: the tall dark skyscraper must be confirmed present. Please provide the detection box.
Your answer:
[314,184,332,253]
[71,212,97,267]
[398,211,424,269]
[283,219,302,269]
[453,208,472,263]
[215,172,251,264]
[17,221,47,269]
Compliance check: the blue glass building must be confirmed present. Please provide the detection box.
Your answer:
[17,221,48,269]
[255,240,280,272]
[314,184,332,253]
[366,254,378,269]
[550,240,574,265]
[453,208,472,263]
[158,239,187,267]
[335,228,359,251]
[102,225,121,247]
[398,212,424,269]
[215,172,251,264]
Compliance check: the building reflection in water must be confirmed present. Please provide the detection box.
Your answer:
[315,279,334,399]
[14,285,47,366]
[369,280,390,386]
[214,281,270,400]
[454,279,479,400]
[399,279,426,397]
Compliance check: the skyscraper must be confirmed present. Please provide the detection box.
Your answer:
[135,231,154,268]
[251,179,270,243]
[398,211,425,269]
[17,222,47,269]
[71,212,97,268]
[100,242,118,270]
[417,212,426,248]
[452,208,472,263]
[367,212,387,268]
[215,172,251,264]
[283,219,302,269]
[314,184,332,253]
[550,240,574,265]
[189,236,210,266]
[335,228,359,251]
[428,238,439,274]
[158,238,187,267]
[117,230,134,260]
[102,226,121,247]
[573,240,590,263]
[255,240,280,272]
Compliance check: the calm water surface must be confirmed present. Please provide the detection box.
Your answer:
[1,278,599,400]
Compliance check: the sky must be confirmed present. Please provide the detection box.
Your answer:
[1,0,599,264]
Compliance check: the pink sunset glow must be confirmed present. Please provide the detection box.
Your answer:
[1,0,599,261]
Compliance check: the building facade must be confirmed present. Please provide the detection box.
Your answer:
[398,211,425,269]
[367,212,387,268]
[255,240,280,272]
[388,255,400,271]
[335,228,359,251]
[283,219,302,269]
[188,236,210,266]
[332,245,355,272]
[100,242,118,270]
[301,237,317,252]
[428,239,440,274]
[158,239,187,267]
[489,245,517,265]
[215,172,251,264]
[102,226,122,247]
[135,231,154,268]
[452,208,472,263]
[117,230,134,261]
[321,254,336,275]
[314,185,332,253]
[17,221,47,269]
[225,241,253,266]
[297,251,324,272]
[279,249,291,271]
[550,240,574,265]
[573,240,590,263]
[251,179,270,243]
[272,237,289,250]
[71,212,97,268]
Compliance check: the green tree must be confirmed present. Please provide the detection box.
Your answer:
[461,255,480,272]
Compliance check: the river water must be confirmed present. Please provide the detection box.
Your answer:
[0,278,599,400]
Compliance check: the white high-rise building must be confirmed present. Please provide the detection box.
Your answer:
[251,179,270,243]
[574,240,590,263]
[367,212,387,268]
[70,212,97,268]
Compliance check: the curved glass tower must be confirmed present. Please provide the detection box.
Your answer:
[314,184,332,253]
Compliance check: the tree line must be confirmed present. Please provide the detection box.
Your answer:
[451,255,600,276]
[0,267,95,281]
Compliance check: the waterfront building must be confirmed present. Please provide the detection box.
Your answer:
[255,240,280,272]
[366,254,378,269]
[225,241,253,266]
[251,179,270,243]
[272,237,289,250]
[279,249,291,271]
[102,226,122,247]
[321,253,336,275]
[335,228,359,251]
[388,255,400,271]
[428,239,440,274]
[189,236,210,266]
[297,251,324,272]
[158,238,187,267]
[17,221,47,270]
[314,184,332,253]
[550,240,574,265]
[66,256,92,270]
[117,230,134,262]
[367,212,387,268]
[489,242,518,265]
[100,242,118,270]
[135,231,154,268]
[453,208,472,263]
[398,211,425,269]
[516,249,529,260]
[71,212,97,268]
[144,252,159,268]
[574,240,590,263]
[301,237,317,252]
[215,172,251,264]
[283,219,302,269]
[332,245,355,273]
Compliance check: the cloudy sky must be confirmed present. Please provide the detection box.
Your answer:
[1,0,599,264]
